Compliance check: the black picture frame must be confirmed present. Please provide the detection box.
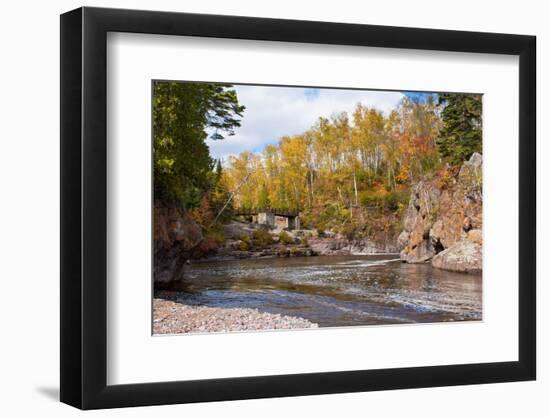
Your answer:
[60,6,536,410]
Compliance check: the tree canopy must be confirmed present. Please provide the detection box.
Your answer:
[436,93,482,165]
[152,81,245,207]
[221,96,448,231]
[152,83,481,239]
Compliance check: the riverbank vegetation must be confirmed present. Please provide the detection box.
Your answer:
[220,92,481,240]
[153,81,482,262]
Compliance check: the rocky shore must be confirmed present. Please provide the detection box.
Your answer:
[205,222,398,261]
[398,153,483,273]
[153,297,318,334]
[307,235,400,256]
[154,154,483,285]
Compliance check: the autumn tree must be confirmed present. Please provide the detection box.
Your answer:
[257,183,271,209]
[395,96,441,182]
[221,92,479,234]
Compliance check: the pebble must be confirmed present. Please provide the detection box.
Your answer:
[153,298,318,334]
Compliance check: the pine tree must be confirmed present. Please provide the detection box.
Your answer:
[210,159,233,223]
[152,81,245,207]
[436,93,482,165]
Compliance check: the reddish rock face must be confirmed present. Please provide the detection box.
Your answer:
[467,229,483,245]
[399,181,441,263]
[399,153,482,273]
[430,190,467,249]
[153,203,204,285]
[154,205,202,248]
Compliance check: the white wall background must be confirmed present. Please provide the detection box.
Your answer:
[0,0,545,415]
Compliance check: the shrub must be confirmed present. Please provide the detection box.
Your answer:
[238,234,251,251]
[196,238,219,256]
[359,190,410,212]
[382,193,399,211]
[341,222,357,240]
[278,231,293,244]
[194,225,226,256]
[251,228,273,248]
[205,225,225,245]
[278,246,290,257]
[436,165,459,189]
[238,240,250,251]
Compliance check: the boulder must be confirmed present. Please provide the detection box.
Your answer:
[431,239,482,274]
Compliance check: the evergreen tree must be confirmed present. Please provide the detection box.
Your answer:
[210,159,233,222]
[214,159,223,182]
[152,81,245,207]
[436,93,482,165]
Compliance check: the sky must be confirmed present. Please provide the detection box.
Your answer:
[206,85,435,161]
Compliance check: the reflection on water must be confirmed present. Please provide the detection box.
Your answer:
[160,255,482,327]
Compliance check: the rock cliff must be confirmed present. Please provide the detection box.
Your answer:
[153,203,204,285]
[399,153,482,273]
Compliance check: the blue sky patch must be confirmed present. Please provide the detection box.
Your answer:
[403,92,438,103]
[303,88,320,100]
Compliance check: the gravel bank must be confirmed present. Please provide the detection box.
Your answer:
[153,298,318,334]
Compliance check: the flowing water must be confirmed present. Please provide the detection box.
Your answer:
[160,255,482,327]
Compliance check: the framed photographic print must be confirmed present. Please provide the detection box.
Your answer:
[60,6,536,409]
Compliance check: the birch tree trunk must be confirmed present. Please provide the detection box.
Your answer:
[211,171,251,226]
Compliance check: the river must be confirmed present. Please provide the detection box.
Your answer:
[160,255,482,327]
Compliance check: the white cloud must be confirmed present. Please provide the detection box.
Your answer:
[207,85,404,160]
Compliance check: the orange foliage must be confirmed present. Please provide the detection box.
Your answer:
[189,194,214,225]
